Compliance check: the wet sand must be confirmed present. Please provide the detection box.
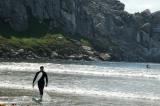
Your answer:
[0,88,160,106]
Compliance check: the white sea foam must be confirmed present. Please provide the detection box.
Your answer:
[0,62,160,80]
[0,83,159,101]
[0,62,160,102]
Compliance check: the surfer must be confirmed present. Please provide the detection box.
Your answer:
[146,64,150,69]
[33,66,48,101]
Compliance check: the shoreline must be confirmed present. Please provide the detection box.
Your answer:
[0,58,157,64]
[0,87,159,106]
[0,35,112,62]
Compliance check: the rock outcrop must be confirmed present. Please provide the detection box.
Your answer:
[0,0,160,62]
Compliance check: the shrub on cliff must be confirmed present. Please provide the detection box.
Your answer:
[0,33,90,56]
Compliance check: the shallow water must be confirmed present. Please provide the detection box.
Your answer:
[0,61,160,106]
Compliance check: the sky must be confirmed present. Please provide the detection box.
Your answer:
[120,0,160,13]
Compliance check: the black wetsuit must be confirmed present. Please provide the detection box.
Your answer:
[33,71,48,96]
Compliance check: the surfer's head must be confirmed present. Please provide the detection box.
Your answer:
[40,66,44,71]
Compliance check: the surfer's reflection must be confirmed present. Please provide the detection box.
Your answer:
[33,66,48,101]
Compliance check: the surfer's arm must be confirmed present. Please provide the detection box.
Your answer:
[45,73,48,87]
[33,73,38,86]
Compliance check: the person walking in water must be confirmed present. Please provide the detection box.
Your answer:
[33,66,48,101]
[146,64,150,69]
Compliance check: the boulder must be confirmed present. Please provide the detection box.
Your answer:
[9,49,21,58]
[86,51,95,55]
[81,45,96,56]
[50,51,59,58]
[88,56,97,61]
[26,51,39,59]
[17,49,24,53]
[141,9,151,16]
[68,54,83,60]
[82,46,92,51]
[99,53,111,61]
[140,23,151,33]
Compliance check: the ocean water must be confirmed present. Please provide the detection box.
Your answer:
[0,61,160,106]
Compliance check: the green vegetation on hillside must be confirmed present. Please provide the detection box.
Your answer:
[0,33,93,56]
[0,16,95,59]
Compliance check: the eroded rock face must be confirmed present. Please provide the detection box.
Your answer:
[0,0,160,62]
[0,0,125,33]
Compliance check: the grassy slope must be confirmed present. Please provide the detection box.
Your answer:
[0,17,93,57]
[0,34,92,57]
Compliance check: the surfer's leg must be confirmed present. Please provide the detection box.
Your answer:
[38,83,44,101]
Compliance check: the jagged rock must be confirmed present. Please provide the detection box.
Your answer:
[88,56,98,61]
[68,55,83,60]
[82,46,92,51]
[140,23,151,33]
[50,51,58,58]
[9,49,20,58]
[140,9,152,22]
[86,51,95,55]
[99,53,111,61]
[141,9,151,16]
[0,0,126,36]
[81,46,96,55]
[0,0,131,58]
[17,49,25,53]
[152,11,160,26]
[26,51,39,59]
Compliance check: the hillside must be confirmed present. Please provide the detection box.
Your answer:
[0,0,160,62]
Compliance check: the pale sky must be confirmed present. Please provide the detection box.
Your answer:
[120,0,160,13]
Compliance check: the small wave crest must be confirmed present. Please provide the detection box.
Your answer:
[0,83,159,101]
[0,63,160,80]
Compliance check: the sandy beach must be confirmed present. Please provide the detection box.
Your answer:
[0,62,160,106]
[0,87,160,106]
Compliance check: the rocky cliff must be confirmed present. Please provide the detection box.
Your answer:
[0,0,160,62]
